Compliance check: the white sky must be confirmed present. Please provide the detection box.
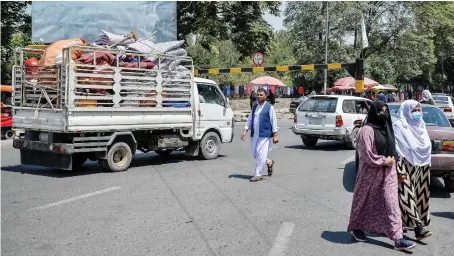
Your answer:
[263,1,287,31]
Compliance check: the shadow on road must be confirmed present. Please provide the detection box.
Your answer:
[342,161,357,193]
[228,174,254,180]
[285,141,352,152]
[321,231,413,253]
[431,211,454,220]
[1,152,225,178]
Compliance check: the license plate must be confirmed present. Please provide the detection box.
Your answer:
[308,117,322,125]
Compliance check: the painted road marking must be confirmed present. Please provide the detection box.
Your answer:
[29,186,122,211]
[341,155,355,165]
[268,222,295,256]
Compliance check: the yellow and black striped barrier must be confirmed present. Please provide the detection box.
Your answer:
[194,63,354,75]
[194,59,365,93]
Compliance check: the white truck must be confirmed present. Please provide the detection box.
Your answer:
[11,46,234,171]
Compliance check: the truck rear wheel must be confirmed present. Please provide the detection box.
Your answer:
[199,132,220,160]
[99,142,132,172]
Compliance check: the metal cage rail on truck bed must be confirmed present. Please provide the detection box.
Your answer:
[12,46,196,132]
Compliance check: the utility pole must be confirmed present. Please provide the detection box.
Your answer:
[323,1,329,94]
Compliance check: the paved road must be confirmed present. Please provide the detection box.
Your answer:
[1,120,453,256]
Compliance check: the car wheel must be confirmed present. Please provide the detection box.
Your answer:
[355,150,359,171]
[4,130,14,139]
[443,175,454,192]
[346,127,360,150]
[301,135,318,147]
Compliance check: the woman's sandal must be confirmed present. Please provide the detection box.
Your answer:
[267,160,275,176]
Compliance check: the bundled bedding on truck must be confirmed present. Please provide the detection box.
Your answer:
[23,29,192,109]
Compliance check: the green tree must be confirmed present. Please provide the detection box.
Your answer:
[177,1,280,59]
[284,1,440,90]
[1,1,31,84]
[410,1,454,89]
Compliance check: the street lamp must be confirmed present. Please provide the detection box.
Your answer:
[323,1,329,94]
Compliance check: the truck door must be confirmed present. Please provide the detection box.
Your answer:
[195,82,233,143]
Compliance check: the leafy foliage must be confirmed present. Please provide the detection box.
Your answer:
[177,1,280,59]
[1,1,31,84]
[284,1,454,91]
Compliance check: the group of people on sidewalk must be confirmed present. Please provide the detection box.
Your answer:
[349,99,433,251]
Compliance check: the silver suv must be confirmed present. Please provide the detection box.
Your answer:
[292,95,371,149]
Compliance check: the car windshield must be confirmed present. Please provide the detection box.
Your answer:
[387,104,451,127]
[298,97,337,113]
[432,96,450,105]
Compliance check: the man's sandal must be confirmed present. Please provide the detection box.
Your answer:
[267,160,275,176]
[250,176,263,182]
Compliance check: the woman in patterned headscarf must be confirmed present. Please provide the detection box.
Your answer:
[393,100,432,241]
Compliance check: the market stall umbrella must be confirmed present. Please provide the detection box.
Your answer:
[333,76,379,90]
[371,84,398,91]
[250,76,286,87]
[327,84,354,94]
[383,84,398,90]
[370,84,386,91]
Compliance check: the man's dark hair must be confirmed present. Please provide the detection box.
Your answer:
[256,88,266,94]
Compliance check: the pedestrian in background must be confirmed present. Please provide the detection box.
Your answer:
[249,91,257,110]
[393,100,432,240]
[267,91,276,105]
[348,101,416,251]
[420,90,435,105]
[378,92,387,102]
[241,88,278,182]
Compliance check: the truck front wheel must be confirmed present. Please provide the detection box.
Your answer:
[199,132,220,160]
[99,142,132,172]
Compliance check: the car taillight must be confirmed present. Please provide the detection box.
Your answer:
[442,140,454,152]
[444,108,452,112]
[336,115,343,127]
[293,115,297,124]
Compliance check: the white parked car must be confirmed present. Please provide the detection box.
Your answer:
[292,95,371,149]
[432,93,454,126]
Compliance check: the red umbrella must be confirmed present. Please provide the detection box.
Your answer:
[333,76,379,89]
[250,76,286,87]
[328,84,354,94]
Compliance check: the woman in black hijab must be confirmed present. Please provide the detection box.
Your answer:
[364,100,398,159]
[348,100,415,250]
